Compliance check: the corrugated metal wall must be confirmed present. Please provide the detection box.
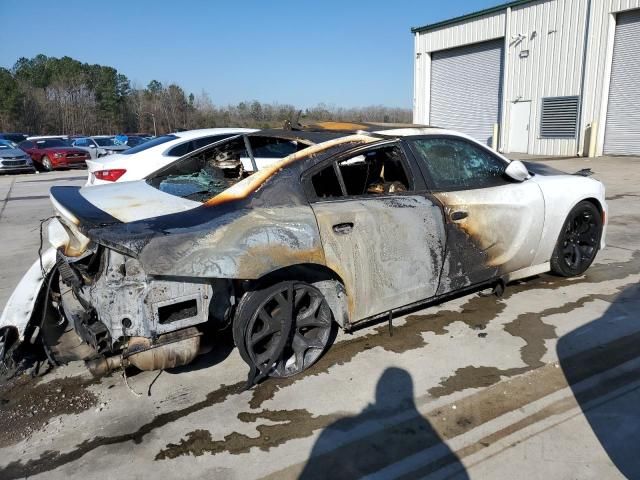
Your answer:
[419,11,506,52]
[413,11,506,125]
[503,0,589,156]
[430,40,504,145]
[603,9,640,154]
[582,0,640,156]
[414,0,640,157]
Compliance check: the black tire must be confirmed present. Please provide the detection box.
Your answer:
[233,281,335,378]
[0,328,19,382]
[550,201,602,277]
[42,155,53,171]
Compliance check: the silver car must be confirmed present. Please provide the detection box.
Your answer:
[71,136,130,159]
[0,140,35,174]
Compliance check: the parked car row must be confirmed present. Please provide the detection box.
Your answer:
[0,130,277,175]
[0,132,156,173]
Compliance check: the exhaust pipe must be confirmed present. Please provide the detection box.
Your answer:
[86,327,202,376]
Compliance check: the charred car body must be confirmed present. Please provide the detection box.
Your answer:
[0,124,607,383]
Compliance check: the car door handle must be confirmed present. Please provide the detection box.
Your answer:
[450,210,468,221]
[333,222,354,235]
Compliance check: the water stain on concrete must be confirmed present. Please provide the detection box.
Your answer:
[428,366,528,397]
[428,289,626,398]
[156,409,340,460]
[0,380,245,480]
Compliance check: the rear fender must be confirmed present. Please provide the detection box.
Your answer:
[0,248,57,342]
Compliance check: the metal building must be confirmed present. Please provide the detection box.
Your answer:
[412,0,640,156]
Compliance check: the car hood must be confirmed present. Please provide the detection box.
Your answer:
[0,148,29,159]
[51,180,201,226]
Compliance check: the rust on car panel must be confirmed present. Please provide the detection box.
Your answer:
[204,135,378,207]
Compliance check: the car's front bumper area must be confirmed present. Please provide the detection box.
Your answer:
[51,160,87,169]
[0,159,35,173]
[0,165,36,174]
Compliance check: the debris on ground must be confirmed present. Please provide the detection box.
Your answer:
[0,373,98,448]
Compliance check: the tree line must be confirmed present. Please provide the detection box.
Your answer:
[0,54,411,135]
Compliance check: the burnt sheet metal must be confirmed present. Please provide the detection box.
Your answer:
[50,186,121,228]
[246,129,348,145]
[312,195,446,323]
[298,121,432,133]
[59,249,213,344]
[138,205,325,279]
[433,181,545,294]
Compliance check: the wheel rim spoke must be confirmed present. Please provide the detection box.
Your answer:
[572,243,582,266]
[249,309,281,346]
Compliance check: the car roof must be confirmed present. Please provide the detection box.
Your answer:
[27,135,69,140]
[172,128,257,140]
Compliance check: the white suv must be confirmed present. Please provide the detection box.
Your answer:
[85,128,255,185]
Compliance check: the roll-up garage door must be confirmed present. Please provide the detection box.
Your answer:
[604,9,640,155]
[430,39,504,146]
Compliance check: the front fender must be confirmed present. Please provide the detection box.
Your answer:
[0,248,56,342]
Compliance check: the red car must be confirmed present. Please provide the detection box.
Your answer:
[19,137,89,171]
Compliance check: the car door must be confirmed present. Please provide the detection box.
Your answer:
[306,141,446,324]
[407,136,545,294]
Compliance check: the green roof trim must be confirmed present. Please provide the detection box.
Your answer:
[411,0,533,33]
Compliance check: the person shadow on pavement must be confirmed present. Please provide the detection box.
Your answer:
[558,283,640,480]
[299,367,469,479]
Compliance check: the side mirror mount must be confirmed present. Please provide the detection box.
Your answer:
[505,160,530,182]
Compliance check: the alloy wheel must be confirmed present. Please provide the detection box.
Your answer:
[244,283,333,378]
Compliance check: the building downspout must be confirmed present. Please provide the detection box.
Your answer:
[577,0,593,156]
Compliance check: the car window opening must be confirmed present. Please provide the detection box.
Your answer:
[312,145,410,199]
[147,135,304,203]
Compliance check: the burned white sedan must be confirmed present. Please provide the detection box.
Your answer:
[0,124,607,384]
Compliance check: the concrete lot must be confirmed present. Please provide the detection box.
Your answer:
[0,157,638,480]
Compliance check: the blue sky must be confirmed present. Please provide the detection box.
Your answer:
[1,0,504,108]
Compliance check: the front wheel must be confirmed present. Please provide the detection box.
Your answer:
[42,155,53,171]
[233,281,335,379]
[550,201,602,277]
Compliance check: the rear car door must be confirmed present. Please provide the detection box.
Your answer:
[408,136,545,294]
[306,141,446,324]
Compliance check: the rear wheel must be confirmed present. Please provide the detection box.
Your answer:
[233,281,335,379]
[550,201,602,277]
[42,155,53,171]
